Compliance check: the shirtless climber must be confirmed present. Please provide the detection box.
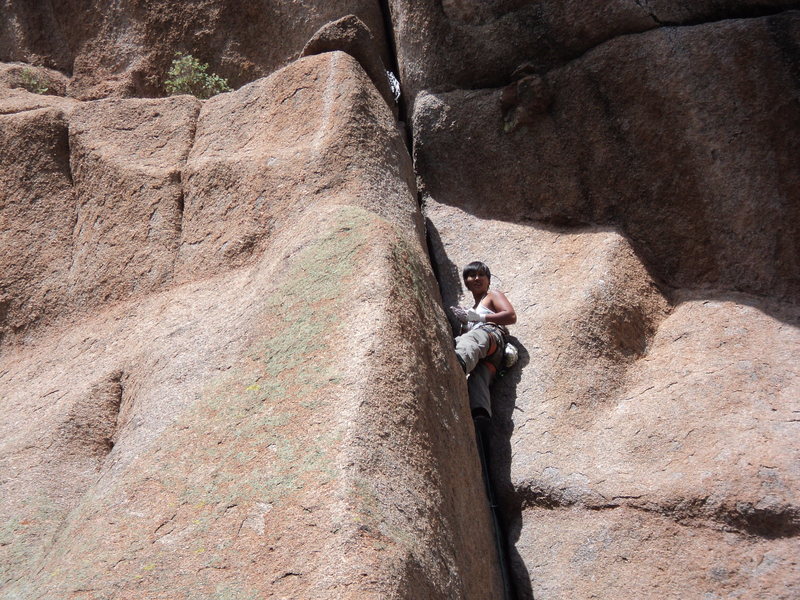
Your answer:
[450,261,517,420]
[450,261,518,598]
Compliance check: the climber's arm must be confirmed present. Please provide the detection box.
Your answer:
[485,290,516,326]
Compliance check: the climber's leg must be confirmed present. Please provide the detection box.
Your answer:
[468,362,494,418]
[455,327,493,374]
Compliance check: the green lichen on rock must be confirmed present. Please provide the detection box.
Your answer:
[390,239,429,307]
[212,586,262,600]
[150,206,377,509]
[389,235,451,345]
[0,495,63,588]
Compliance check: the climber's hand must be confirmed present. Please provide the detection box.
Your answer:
[449,306,468,323]
[465,308,485,323]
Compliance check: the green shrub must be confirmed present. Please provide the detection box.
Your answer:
[164,53,231,99]
[18,67,49,94]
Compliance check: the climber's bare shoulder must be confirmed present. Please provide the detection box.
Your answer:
[486,290,517,325]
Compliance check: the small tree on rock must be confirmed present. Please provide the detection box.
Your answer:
[18,67,49,94]
[164,53,231,99]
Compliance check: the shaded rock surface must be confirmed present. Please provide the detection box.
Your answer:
[0,0,390,99]
[388,0,800,106]
[0,52,502,598]
[388,0,654,105]
[414,13,800,301]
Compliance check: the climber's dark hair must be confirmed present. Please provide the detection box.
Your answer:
[462,261,491,283]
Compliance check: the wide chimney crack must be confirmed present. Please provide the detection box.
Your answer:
[378,0,412,152]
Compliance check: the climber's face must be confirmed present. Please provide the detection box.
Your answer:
[464,272,489,296]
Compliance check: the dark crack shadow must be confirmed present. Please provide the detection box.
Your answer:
[425,216,465,336]
[490,336,533,600]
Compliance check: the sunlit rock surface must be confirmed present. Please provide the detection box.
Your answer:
[426,201,799,599]
[1,1,799,598]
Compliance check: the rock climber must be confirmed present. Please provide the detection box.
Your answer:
[449,261,517,421]
[450,261,518,598]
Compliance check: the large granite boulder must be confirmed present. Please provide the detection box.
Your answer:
[414,13,800,301]
[0,52,502,599]
[388,0,800,106]
[301,14,398,115]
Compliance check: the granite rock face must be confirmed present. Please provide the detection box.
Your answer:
[0,0,390,99]
[414,13,800,301]
[388,0,800,106]
[404,2,800,598]
[2,1,799,598]
[426,202,799,599]
[0,53,502,599]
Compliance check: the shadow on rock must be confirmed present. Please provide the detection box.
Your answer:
[491,335,534,600]
[425,216,465,335]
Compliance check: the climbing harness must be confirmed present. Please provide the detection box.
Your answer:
[476,324,506,376]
